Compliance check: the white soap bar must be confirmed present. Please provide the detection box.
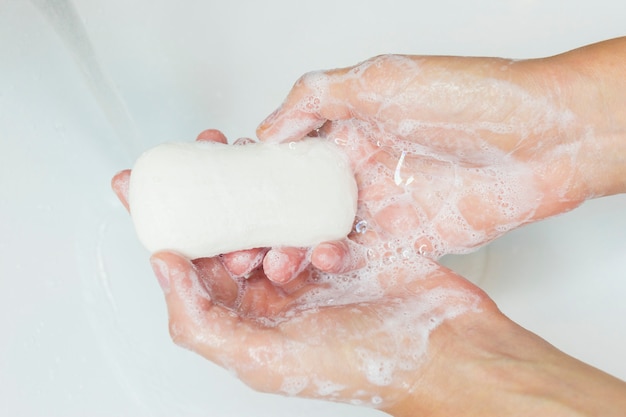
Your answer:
[128,140,358,259]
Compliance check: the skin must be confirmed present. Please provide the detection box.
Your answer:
[255,38,626,284]
[112,37,626,416]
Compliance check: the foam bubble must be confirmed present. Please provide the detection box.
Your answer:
[279,376,310,396]
[314,379,346,397]
[357,349,395,386]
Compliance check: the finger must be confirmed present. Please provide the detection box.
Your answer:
[233,137,256,146]
[111,169,131,212]
[196,129,228,143]
[192,256,241,308]
[149,251,213,342]
[310,241,345,272]
[221,248,267,278]
[310,240,368,274]
[262,247,310,285]
[256,69,353,143]
[149,251,270,369]
[196,251,310,314]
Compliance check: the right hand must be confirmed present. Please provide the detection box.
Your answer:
[255,43,626,282]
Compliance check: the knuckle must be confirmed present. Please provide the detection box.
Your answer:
[296,69,328,88]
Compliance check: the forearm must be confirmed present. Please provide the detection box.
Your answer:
[475,316,626,417]
[539,37,626,199]
[386,310,626,417]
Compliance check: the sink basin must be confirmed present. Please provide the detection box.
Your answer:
[2,0,624,415]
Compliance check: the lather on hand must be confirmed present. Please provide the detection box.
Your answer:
[253,37,626,284]
[112,37,626,416]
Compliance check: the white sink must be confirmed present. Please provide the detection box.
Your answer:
[2,1,624,416]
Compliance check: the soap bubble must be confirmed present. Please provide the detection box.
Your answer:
[354,219,368,234]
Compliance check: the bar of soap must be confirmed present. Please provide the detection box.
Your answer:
[128,140,358,259]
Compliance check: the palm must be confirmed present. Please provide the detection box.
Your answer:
[170,246,491,407]
[323,119,542,259]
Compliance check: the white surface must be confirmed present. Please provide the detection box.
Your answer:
[129,141,357,258]
[1,0,625,416]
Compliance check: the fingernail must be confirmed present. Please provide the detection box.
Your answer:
[264,250,298,284]
[150,258,171,294]
[236,249,267,278]
[314,243,342,272]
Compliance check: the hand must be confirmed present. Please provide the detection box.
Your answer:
[112,130,626,416]
[112,132,498,412]
[254,42,626,282]
[112,38,626,415]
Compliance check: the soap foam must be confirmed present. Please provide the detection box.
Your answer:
[279,376,309,396]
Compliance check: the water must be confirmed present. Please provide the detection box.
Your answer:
[355,219,368,234]
[30,0,142,160]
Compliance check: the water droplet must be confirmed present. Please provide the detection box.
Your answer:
[394,151,407,186]
[371,396,383,405]
[333,137,348,146]
[354,219,368,234]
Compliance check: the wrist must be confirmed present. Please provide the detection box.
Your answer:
[542,38,626,199]
[385,307,626,417]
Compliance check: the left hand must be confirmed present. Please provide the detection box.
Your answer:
[141,248,494,412]
[111,130,498,412]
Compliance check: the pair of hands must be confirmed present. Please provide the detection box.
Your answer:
[112,45,620,415]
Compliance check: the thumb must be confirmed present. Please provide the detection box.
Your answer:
[256,68,353,143]
[149,252,214,348]
[148,251,289,392]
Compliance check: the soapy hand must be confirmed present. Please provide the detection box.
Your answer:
[112,38,626,416]
[146,249,495,412]
[112,135,497,411]
[112,126,626,417]
[111,128,626,416]
[256,52,625,282]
